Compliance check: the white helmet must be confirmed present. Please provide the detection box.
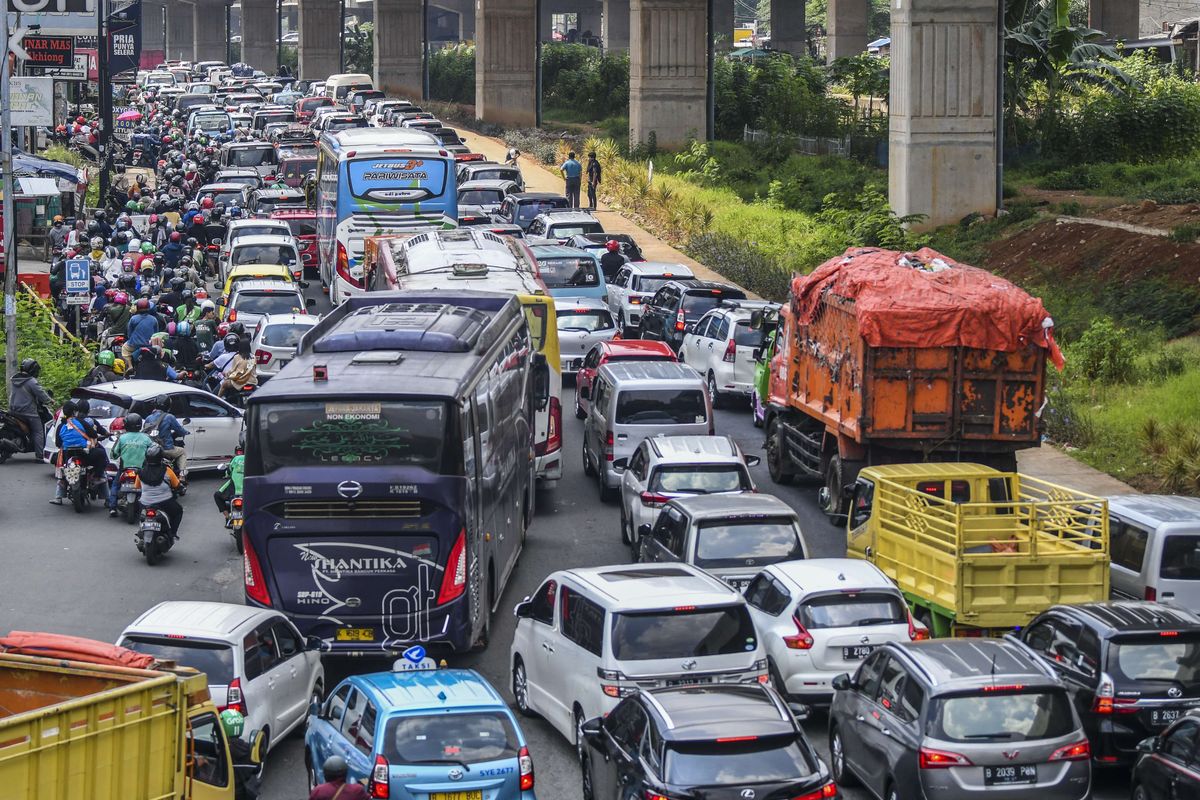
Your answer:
[90,236,104,250]
[128,238,141,251]
[200,299,216,313]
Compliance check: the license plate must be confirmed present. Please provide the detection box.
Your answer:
[335,628,374,642]
[727,578,751,591]
[1152,708,1182,726]
[666,676,713,687]
[431,792,482,800]
[842,645,875,660]
[984,765,1037,785]
[142,521,161,530]
[231,518,243,529]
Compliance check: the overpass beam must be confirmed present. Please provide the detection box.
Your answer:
[476,0,537,126]
[889,0,997,229]
[770,0,804,57]
[194,0,228,62]
[375,0,425,98]
[1089,0,1139,40]
[242,0,279,72]
[629,0,706,148]
[827,0,868,61]
[298,0,342,80]
[603,0,630,51]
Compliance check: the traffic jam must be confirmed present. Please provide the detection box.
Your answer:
[4,59,1200,800]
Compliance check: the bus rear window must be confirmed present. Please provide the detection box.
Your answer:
[230,147,277,167]
[251,400,454,473]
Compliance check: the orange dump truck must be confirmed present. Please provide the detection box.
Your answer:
[762,247,1064,521]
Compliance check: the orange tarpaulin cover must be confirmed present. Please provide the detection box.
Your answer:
[791,247,1065,369]
[0,631,158,669]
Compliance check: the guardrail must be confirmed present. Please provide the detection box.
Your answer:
[21,284,90,355]
[742,125,851,157]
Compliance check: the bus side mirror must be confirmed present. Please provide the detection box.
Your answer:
[531,353,550,411]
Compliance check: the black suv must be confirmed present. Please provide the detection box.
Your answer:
[1131,709,1200,800]
[638,280,747,351]
[580,685,836,800]
[1018,602,1200,764]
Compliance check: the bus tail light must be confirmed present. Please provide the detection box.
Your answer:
[437,530,467,605]
[243,538,272,606]
[518,745,534,790]
[369,754,390,798]
[535,398,561,456]
[336,241,362,289]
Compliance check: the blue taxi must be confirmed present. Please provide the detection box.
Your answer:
[304,653,537,800]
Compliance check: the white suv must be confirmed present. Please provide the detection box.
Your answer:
[250,313,319,378]
[510,563,767,754]
[616,434,759,552]
[606,262,695,336]
[743,559,926,704]
[117,601,325,752]
[679,300,778,406]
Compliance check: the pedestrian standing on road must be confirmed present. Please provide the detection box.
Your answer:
[586,152,602,211]
[561,151,583,209]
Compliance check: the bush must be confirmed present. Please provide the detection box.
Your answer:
[1,294,90,408]
[429,43,476,105]
[687,232,793,302]
[1071,317,1140,383]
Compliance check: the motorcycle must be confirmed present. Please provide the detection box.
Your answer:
[225,495,244,554]
[0,410,41,462]
[135,505,176,565]
[61,452,105,513]
[226,383,258,409]
[116,467,141,523]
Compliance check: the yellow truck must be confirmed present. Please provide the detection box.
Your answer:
[0,633,257,800]
[845,463,1110,637]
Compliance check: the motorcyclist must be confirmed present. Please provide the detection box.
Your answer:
[131,345,179,382]
[49,400,91,504]
[49,215,69,251]
[9,358,52,462]
[143,395,188,480]
[217,709,261,800]
[162,231,184,270]
[125,298,161,360]
[167,321,202,369]
[214,440,244,520]
[599,238,626,280]
[175,290,202,323]
[107,412,153,517]
[194,303,219,351]
[158,277,186,313]
[102,292,132,340]
[134,444,184,539]
[82,350,122,386]
[217,339,259,401]
[309,756,368,800]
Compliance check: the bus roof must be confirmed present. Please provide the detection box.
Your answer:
[320,127,443,152]
[381,229,544,295]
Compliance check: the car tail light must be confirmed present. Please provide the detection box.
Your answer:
[535,397,561,456]
[722,338,736,363]
[629,296,641,305]
[222,677,247,715]
[674,309,686,331]
[369,754,389,798]
[336,241,361,288]
[518,745,534,790]
[1092,673,1137,714]
[604,430,614,462]
[255,348,272,364]
[783,614,814,650]
[228,309,238,322]
[640,492,668,508]
[437,529,467,604]
[908,609,929,641]
[1145,587,1157,601]
[919,747,973,769]
[243,537,272,606]
[792,783,839,800]
[1049,739,1091,762]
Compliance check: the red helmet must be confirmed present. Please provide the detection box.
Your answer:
[162,135,171,144]
[201,197,214,209]
[605,239,620,252]
[170,232,182,242]
[217,322,230,337]
[76,116,85,124]
[135,298,151,311]
[149,214,158,224]
[193,215,206,226]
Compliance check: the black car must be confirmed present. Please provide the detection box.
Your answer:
[1132,709,1200,800]
[1018,602,1200,764]
[580,685,836,800]
[638,280,747,350]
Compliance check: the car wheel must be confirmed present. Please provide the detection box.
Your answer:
[512,657,537,717]
[768,660,788,700]
[574,706,587,764]
[306,757,318,790]
[620,502,632,546]
[1132,785,1148,800]
[598,466,616,503]
[708,371,724,410]
[582,437,595,477]
[301,682,323,737]
[575,390,587,420]
[581,755,596,800]
[885,782,900,800]
[829,726,859,787]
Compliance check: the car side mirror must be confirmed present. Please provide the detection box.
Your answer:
[744,455,761,468]
[217,463,229,474]
[305,298,317,309]
[305,635,324,651]
[581,717,602,739]
[1136,736,1157,754]
[612,457,628,471]
[514,597,532,618]
[832,673,853,691]
[752,347,763,361]
[750,310,763,330]
[637,524,652,540]
[787,702,812,721]
[578,385,590,400]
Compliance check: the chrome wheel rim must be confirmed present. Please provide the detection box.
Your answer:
[513,664,528,710]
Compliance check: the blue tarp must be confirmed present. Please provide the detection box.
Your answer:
[11,149,79,183]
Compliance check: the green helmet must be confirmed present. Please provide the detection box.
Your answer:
[219,709,245,738]
[125,200,139,211]
[140,241,154,254]
[96,350,116,367]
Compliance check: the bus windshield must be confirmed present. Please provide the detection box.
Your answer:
[346,156,448,201]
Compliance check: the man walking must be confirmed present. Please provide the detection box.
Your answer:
[560,152,582,209]
[586,152,602,211]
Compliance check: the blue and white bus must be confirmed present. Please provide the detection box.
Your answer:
[316,128,458,305]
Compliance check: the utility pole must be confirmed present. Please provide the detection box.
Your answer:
[3,10,21,401]
[338,0,345,71]
[276,0,282,72]
[97,0,111,214]
[160,4,166,58]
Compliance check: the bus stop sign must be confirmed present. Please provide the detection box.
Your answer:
[65,258,90,303]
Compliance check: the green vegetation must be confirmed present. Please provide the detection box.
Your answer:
[2,293,89,407]
[542,44,629,120]
[1021,157,1200,204]
[430,43,476,105]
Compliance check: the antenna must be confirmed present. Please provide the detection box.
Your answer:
[989,652,998,687]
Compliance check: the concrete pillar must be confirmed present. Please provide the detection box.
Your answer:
[770,0,803,56]
[298,0,342,80]
[166,3,195,62]
[194,0,229,62]
[579,3,603,39]
[713,0,734,44]
[375,0,424,98]
[476,0,537,127]
[827,0,868,61]
[603,0,629,51]
[142,4,166,60]
[889,0,998,229]
[629,0,706,148]
[241,0,278,72]
[1089,0,1139,40]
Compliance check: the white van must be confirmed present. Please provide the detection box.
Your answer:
[1109,495,1200,608]
[509,562,767,750]
[324,73,373,102]
[581,361,712,501]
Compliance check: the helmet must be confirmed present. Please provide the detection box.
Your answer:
[322,756,349,781]
[176,321,193,337]
[128,238,142,251]
[223,333,240,349]
[123,412,143,432]
[201,197,214,209]
[140,242,154,254]
[229,205,243,219]
[181,289,195,302]
[74,398,90,417]
[112,357,127,375]
[94,209,107,221]
[201,300,216,313]
[170,278,186,292]
[605,239,620,252]
[97,350,116,367]
[52,214,64,223]
[166,321,177,336]
[193,215,205,226]
[170,232,182,242]
[90,237,104,250]
[217,322,230,336]
[135,298,151,311]
[19,358,40,376]
[219,709,245,739]
[153,394,172,411]
[162,268,176,283]
[144,444,165,464]
[228,322,245,336]
[113,291,129,305]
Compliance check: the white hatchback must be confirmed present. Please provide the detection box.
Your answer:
[250,313,319,378]
[556,298,619,374]
[679,300,778,405]
[743,558,927,704]
[118,601,324,752]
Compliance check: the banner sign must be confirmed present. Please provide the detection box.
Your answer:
[11,77,53,125]
[7,0,94,10]
[106,0,140,78]
[21,33,73,67]
[31,51,86,79]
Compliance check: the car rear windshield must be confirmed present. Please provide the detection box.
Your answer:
[611,605,756,661]
[549,223,603,238]
[650,465,749,494]
[539,257,600,290]
[233,292,304,316]
[930,689,1076,743]
[633,276,677,294]
[1109,635,1200,683]
[230,147,277,167]
[734,321,765,347]
[665,736,813,784]
[383,711,519,764]
[282,218,317,237]
[473,169,520,183]
[516,200,567,223]
[1160,535,1200,580]
[210,190,245,207]
[694,518,804,569]
[460,189,504,206]
[118,635,235,685]
[233,226,285,240]
[193,113,230,131]
[233,245,296,266]
[251,399,453,473]
[557,309,614,333]
[796,592,907,629]
[615,390,706,425]
[79,396,127,418]
[684,290,744,316]
[260,323,312,347]
[607,354,674,364]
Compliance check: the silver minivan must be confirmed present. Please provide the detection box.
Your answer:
[1109,495,1200,608]
[581,361,712,501]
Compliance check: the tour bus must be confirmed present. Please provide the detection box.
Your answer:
[242,291,549,655]
[364,229,564,482]
[316,128,458,305]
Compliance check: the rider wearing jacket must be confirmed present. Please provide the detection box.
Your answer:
[108,413,154,515]
[10,359,52,461]
[135,445,184,538]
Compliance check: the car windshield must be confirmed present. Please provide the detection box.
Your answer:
[260,323,312,347]
[209,190,245,207]
[796,592,907,629]
[734,321,764,347]
[1160,535,1200,580]
[473,169,519,183]
[1109,635,1200,683]
[383,712,519,764]
[516,201,566,223]
[650,465,748,494]
[930,690,1076,742]
[460,189,504,206]
[118,636,234,685]
[549,223,602,238]
[615,390,706,425]
[233,245,296,266]
[230,147,277,167]
[193,113,230,131]
[665,736,813,784]
[233,293,303,315]
[540,257,600,289]
[693,518,804,569]
[611,605,756,661]
[557,309,614,333]
[684,291,742,316]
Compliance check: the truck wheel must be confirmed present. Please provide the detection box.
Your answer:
[766,418,793,485]
[819,456,848,523]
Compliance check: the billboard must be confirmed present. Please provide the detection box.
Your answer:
[107,0,140,78]
[22,33,73,67]
[11,77,53,125]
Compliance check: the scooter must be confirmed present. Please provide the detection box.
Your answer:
[116,467,141,523]
[135,505,176,565]
[0,410,41,463]
[225,495,244,554]
[61,452,105,513]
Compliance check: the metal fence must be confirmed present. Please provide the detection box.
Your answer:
[743,126,851,157]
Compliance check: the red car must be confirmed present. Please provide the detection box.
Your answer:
[269,209,318,279]
[574,339,677,419]
[294,96,333,123]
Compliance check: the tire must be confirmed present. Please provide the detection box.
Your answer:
[574,707,587,765]
[306,758,318,791]
[582,437,595,477]
[819,456,849,523]
[885,783,899,800]
[575,391,587,420]
[122,502,138,524]
[512,658,537,717]
[766,417,793,485]
[300,682,323,738]
[70,482,85,513]
[598,466,616,503]
[620,503,632,546]
[0,450,10,464]
[708,372,724,410]
[581,755,596,800]
[829,726,860,787]
[144,536,161,566]
[1132,785,1147,800]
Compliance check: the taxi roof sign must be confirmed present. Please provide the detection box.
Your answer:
[392,644,437,672]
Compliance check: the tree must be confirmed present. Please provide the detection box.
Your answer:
[343,22,374,74]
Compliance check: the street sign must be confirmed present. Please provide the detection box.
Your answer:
[21,33,72,67]
[30,50,84,79]
[64,258,89,294]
